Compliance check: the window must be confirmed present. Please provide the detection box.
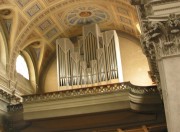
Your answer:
[16,55,29,80]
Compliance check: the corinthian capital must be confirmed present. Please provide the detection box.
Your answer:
[142,14,180,59]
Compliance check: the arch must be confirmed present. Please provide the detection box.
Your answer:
[16,54,29,79]
[16,51,37,93]
[0,24,8,70]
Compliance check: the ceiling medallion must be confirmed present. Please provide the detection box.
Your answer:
[79,11,92,17]
[65,6,109,25]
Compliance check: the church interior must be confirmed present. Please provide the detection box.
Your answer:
[0,0,179,132]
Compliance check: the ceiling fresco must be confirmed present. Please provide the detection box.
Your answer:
[0,0,139,79]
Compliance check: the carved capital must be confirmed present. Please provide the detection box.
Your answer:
[132,1,180,94]
[142,14,180,59]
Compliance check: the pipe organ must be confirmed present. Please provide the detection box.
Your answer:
[56,24,123,89]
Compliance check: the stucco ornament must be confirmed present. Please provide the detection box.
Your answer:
[142,14,180,59]
[140,14,180,95]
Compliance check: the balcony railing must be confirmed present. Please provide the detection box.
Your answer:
[23,82,130,103]
[7,82,160,112]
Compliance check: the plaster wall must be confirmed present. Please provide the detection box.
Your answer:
[44,59,58,92]
[119,36,152,86]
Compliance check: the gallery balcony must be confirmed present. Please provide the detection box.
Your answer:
[7,82,166,132]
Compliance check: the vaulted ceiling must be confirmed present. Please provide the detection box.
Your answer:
[0,0,139,81]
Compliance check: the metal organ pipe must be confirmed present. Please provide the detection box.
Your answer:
[90,34,93,62]
[110,38,115,79]
[56,24,123,89]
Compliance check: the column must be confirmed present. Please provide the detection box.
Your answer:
[131,0,180,132]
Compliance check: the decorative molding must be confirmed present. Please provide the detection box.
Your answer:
[23,82,160,104]
[26,3,42,17]
[0,88,21,104]
[45,27,58,39]
[139,14,180,95]
[0,72,32,98]
[123,25,134,34]
[117,7,129,16]
[64,6,110,26]
[142,14,180,59]
[129,84,159,95]
[7,103,23,112]
[129,84,162,112]
[5,83,161,121]
[119,16,132,25]
[23,82,130,103]
[131,1,180,94]
[17,16,27,35]
[16,0,31,8]
[38,19,53,32]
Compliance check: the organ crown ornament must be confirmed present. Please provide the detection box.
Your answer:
[56,24,123,89]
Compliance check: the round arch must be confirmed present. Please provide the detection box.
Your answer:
[15,51,37,94]
[21,51,37,93]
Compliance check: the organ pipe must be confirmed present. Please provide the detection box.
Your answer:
[56,24,123,88]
